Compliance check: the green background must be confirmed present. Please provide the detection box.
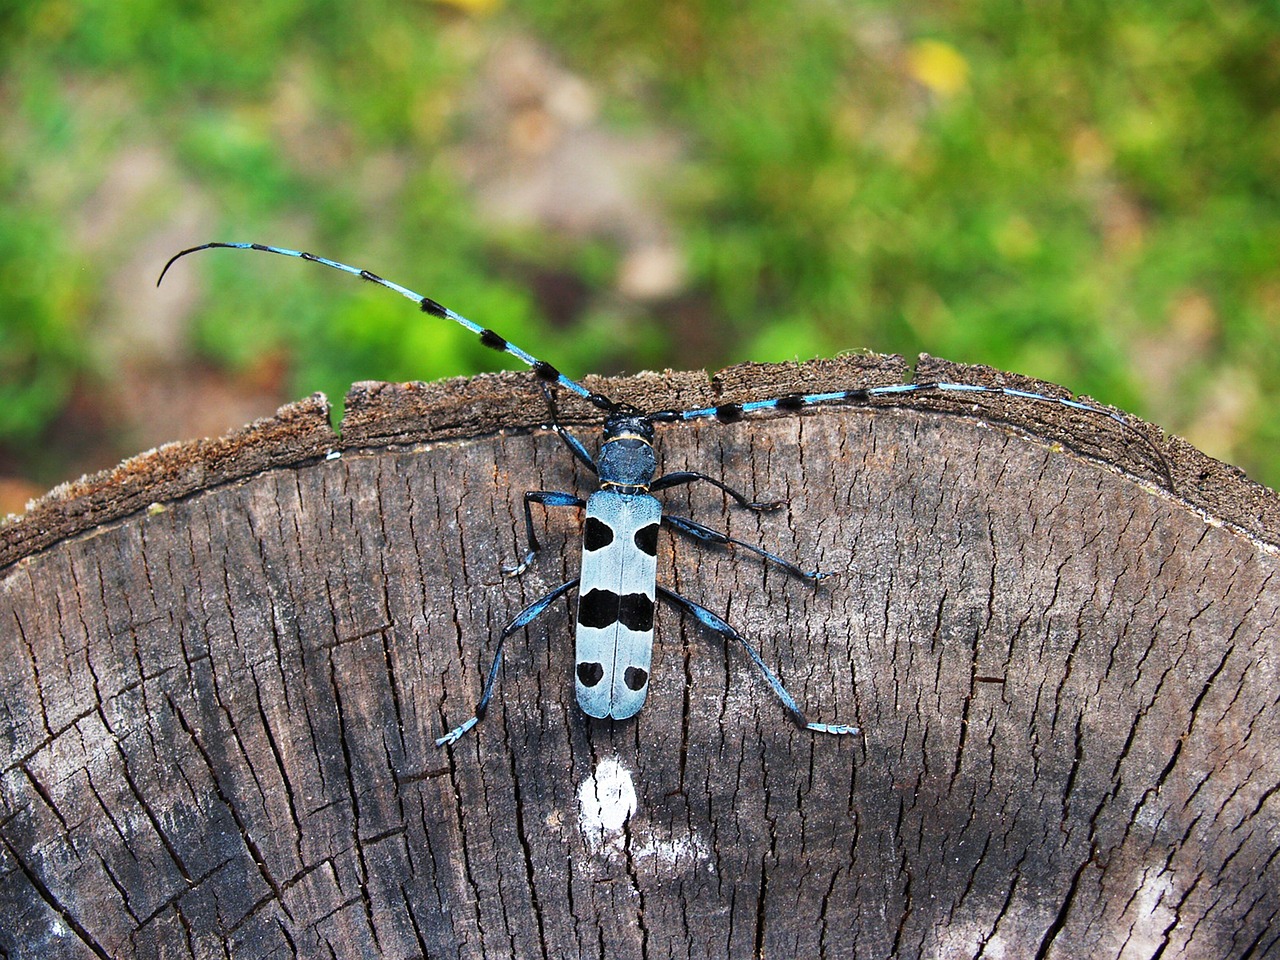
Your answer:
[2,1,1278,500]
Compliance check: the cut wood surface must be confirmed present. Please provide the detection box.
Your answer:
[1,353,1277,959]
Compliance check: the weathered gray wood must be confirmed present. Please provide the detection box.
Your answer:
[1,354,1277,959]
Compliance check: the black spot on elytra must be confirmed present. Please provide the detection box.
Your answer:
[618,593,655,632]
[578,589,616,629]
[578,589,654,632]
[584,517,615,551]
[577,662,604,687]
[624,666,648,691]
[633,523,659,557]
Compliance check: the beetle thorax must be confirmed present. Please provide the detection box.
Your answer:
[598,414,657,490]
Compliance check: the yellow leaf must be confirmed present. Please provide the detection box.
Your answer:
[907,39,970,97]
[434,0,502,14]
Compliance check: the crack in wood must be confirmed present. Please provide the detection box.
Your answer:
[0,363,1277,956]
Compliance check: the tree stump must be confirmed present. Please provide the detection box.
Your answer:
[1,354,1277,959]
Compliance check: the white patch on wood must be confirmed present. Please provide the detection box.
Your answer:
[1119,868,1179,958]
[578,757,637,850]
[632,832,710,869]
[576,758,712,873]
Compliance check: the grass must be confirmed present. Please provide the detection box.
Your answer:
[1,0,1278,489]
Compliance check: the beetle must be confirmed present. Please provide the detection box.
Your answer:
[160,242,1172,745]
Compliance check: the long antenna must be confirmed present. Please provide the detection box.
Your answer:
[651,380,1175,492]
[158,242,616,412]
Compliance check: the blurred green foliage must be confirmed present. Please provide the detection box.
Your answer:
[0,216,88,443]
[1,0,1278,486]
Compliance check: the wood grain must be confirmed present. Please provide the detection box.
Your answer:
[1,355,1277,958]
